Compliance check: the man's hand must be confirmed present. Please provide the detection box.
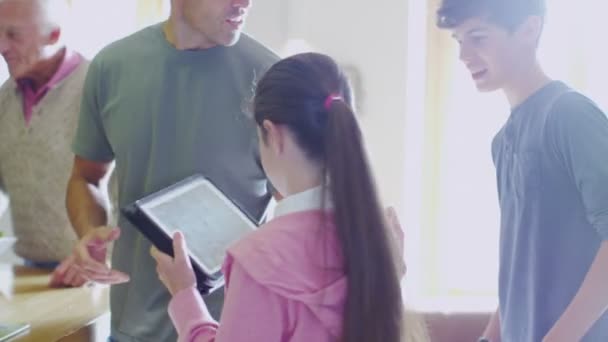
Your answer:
[49,254,88,288]
[71,226,129,285]
[151,231,197,296]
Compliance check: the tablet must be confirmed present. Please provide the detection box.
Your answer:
[122,175,260,294]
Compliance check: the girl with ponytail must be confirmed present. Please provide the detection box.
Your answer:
[152,52,406,342]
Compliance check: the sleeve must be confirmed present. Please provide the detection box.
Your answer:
[168,261,289,342]
[548,93,608,240]
[71,57,115,162]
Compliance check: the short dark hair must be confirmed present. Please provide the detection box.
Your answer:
[436,0,546,30]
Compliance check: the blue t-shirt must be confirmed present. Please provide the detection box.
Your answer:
[73,24,278,341]
[492,81,608,341]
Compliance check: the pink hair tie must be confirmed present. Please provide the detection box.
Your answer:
[324,93,343,110]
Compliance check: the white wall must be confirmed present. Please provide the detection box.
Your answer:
[246,0,410,213]
[244,0,288,52]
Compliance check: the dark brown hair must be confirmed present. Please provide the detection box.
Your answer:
[254,53,404,342]
[437,0,546,30]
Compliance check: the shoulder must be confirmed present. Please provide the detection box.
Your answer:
[0,79,17,121]
[229,34,280,72]
[227,211,337,276]
[548,90,607,133]
[0,78,15,97]
[89,25,161,70]
[66,56,91,84]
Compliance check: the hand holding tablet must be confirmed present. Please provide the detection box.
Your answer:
[150,231,197,296]
[122,175,262,294]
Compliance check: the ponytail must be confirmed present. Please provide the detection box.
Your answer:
[325,99,404,342]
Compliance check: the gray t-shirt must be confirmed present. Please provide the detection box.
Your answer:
[492,81,608,341]
[73,24,278,341]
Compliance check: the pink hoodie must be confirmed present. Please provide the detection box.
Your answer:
[168,188,346,342]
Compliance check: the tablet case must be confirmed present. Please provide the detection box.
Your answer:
[121,175,261,295]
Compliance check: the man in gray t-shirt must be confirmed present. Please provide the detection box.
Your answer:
[437,0,608,341]
[65,1,278,341]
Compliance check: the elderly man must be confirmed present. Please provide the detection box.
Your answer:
[0,0,90,287]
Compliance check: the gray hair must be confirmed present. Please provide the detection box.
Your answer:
[33,0,70,32]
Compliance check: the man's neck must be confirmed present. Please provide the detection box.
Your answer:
[503,61,552,109]
[19,47,66,92]
[163,19,216,50]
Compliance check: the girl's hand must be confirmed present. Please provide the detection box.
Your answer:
[150,231,196,296]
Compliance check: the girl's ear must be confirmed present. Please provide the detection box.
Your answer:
[262,119,286,155]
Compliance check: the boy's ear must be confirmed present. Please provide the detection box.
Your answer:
[517,15,544,46]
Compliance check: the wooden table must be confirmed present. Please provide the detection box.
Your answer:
[0,265,110,342]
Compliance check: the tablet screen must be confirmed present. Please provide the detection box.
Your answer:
[137,177,256,275]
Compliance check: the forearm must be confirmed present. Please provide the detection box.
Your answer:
[66,175,110,238]
[546,241,608,340]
